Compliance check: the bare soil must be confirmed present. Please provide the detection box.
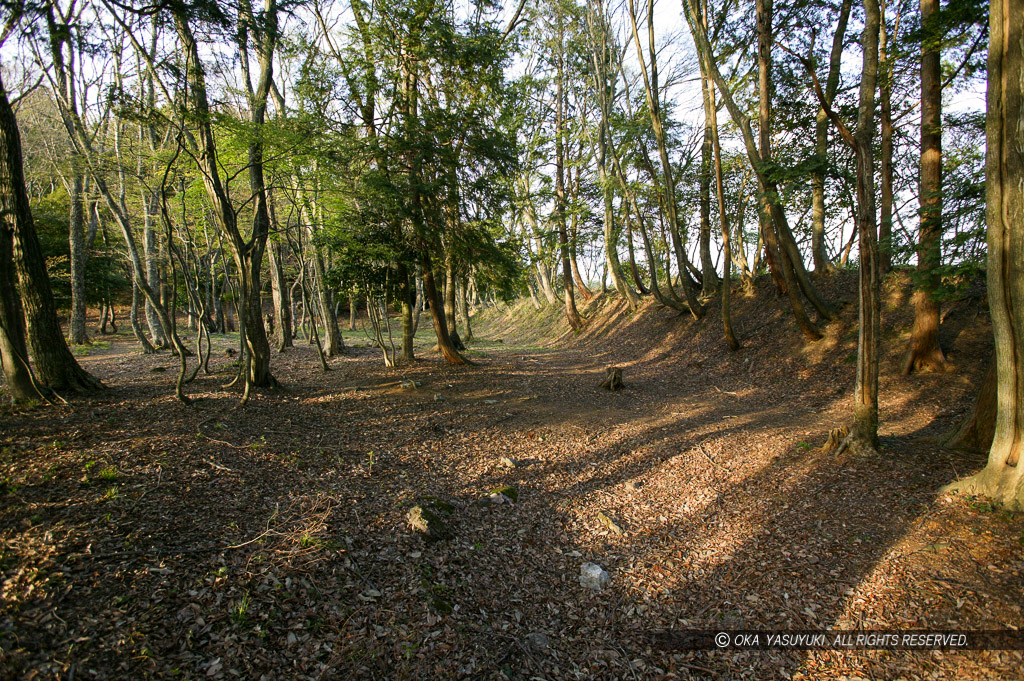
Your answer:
[2,271,1022,680]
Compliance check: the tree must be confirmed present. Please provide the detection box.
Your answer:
[950,0,1024,508]
[810,0,882,453]
[171,0,279,398]
[627,0,703,319]
[902,0,948,375]
[0,65,101,394]
[584,0,639,311]
[810,0,853,274]
[685,0,833,339]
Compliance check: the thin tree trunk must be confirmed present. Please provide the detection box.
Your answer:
[555,16,584,332]
[129,279,157,353]
[878,0,895,275]
[698,0,738,349]
[267,236,292,351]
[587,0,639,310]
[699,71,718,297]
[811,0,882,451]
[67,172,89,345]
[685,0,832,333]
[811,0,853,273]
[460,274,473,343]
[627,0,703,318]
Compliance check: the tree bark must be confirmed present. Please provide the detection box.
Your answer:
[267,235,292,352]
[903,0,948,375]
[878,0,895,275]
[0,215,41,402]
[0,70,101,394]
[555,15,584,332]
[697,0,739,351]
[944,361,997,451]
[628,0,703,318]
[811,0,853,274]
[950,0,1024,507]
[699,71,718,297]
[67,172,89,345]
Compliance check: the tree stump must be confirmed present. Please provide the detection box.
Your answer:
[599,366,623,391]
[821,425,849,452]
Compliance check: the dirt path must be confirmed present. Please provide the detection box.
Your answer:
[2,330,1022,680]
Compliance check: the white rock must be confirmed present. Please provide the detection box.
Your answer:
[580,562,611,590]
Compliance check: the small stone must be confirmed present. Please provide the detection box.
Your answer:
[525,632,549,652]
[483,399,499,405]
[433,393,446,402]
[399,380,418,390]
[580,562,611,590]
[624,481,641,492]
[498,456,518,468]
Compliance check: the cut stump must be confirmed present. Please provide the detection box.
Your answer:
[599,367,623,391]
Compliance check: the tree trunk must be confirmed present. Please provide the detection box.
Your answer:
[142,190,168,348]
[555,18,584,332]
[685,0,832,333]
[443,257,465,348]
[628,0,703,318]
[811,0,853,273]
[67,173,89,345]
[623,208,649,295]
[400,266,415,361]
[588,0,640,310]
[460,274,473,343]
[950,0,1024,508]
[267,236,292,351]
[822,0,881,453]
[699,72,718,298]
[878,0,895,275]
[698,0,739,350]
[904,0,948,375]
[0,217,41,402]
[0,71,101,394]
[129,279,157,353]
[173,4,277,397]
[944,360,997,451]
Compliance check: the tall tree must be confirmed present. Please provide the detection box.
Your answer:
[584,0,639,311]
[554,3,584,331]
[627,0,703,318]
[810,0,853,274]
[685,0,832,338]
[902,0,948,374]
[0,67,101,393]
[809,0,883,452]
[951,0,1024,507]
[172,0,279,397]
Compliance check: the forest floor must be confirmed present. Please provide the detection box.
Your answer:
[2,271,1023,680]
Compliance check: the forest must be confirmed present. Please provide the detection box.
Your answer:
[1,0,1023,678]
